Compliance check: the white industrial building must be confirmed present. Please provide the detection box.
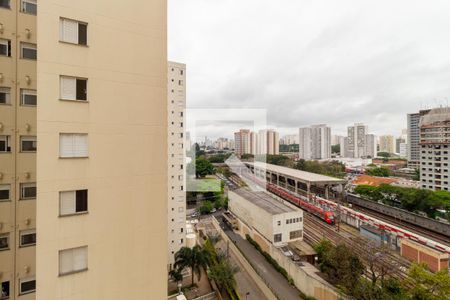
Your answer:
[228,188,303,251]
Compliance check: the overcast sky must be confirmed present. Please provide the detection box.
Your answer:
[168,0,450,140]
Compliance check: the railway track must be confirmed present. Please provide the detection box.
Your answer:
[303,213,411,280]
[351,204,450,246]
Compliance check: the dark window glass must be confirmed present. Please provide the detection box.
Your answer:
[21,233,36,246]
[76,190,88,212]
[20,280,35,294]
[0,0,10,9]
[22,186,36,199]
[0,89,9,104]
[0,137,11,152]
[76,79,87,100]
[22,0,37,15]
[0,235,8,250]
[0,189,9,201]
[22,93,37,106]
[21,139,37,152]
[0,40,11,57]
[22,47,37,60]
[78,23,87,45]
[1,281,10,299]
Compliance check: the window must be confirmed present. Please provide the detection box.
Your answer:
[19,277,35,295]
[19,229,36,247]
[21,43,37,60]
[59,246,88,276]
[21,89,37,106]
[21,136,37,152]
[60,76,87,101]
[277,221,281,226]
[274,233,282,243]
[60,190,88,216]
[0,233,9,251]
[0,185,10,201]
[1,281,10,300]
[0,136,11,152]
[21,0,36,15]
[179,80,184,86]
[60,18,88,45]
[0,87,11,105]
[0,39,11,57]
[20,183,36,199]
[289,230,302,240]
[59,133,88,158]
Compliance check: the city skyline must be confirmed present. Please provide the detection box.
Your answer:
[169,0,450,138]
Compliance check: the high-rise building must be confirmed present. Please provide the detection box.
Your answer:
[234,129,251,157]
[1,1,37,298]
[36,1,167,299]
[168,62,186,268]
[339,136,348,157]
[407,110,431,169]
[419,107,450,191]
[365,134,377,158]
[379,135,395,153]
[280,134,299,145]
[347,123,368,158]
[298,125,331,160]
[250,131,258,155]
[256,129,279,155]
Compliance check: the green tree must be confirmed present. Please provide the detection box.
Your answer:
[404,263,450,300]
[331,144,340,154]
[377,152,391,158]
[366,166,391,177]
[199,201,213,214]
[174,246,210,286]
[169,268,183,285]
[195,157,215,178]
[208,260,239,292]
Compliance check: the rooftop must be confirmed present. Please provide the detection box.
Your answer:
[352,175,397,187]
[231,188,296,215]
[246,161,346,184]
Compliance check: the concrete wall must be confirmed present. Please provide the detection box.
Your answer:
[269,246,344,300]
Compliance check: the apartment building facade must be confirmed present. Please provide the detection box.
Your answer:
[1,0,37,299]
[347,123,368,158]
[299,125,331,160]
[408,110,431,169]
[379,135,395,153]
[168,62,186,268]
[364,134,377,158]
[234,129,250,157]
[35,1,168,299]
[419,108,450,191]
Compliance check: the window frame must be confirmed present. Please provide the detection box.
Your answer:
[0,233,9,251]
[0,184,11,202]
[19,229,36,247]
[20,42,37,60]
[20,89,37,106]
[20,182,36,200]
[21,0,36,15]
[59,189,88,217]
[20,136,37,152]
[59,133,89,158]
[0,87,11,105]
[59,246,88,276]
[0,38,11,57]
[19,277,36,295]
[59,75,88,102]
[0,281,10,300]
[59,17,88,46]
[0,135,11,153]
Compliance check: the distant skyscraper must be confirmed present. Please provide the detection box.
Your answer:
[250,131,258,155]
[299,125,331,159]
[365,134,377,158]
[280,134,299,145]
[257,129,279,155]
[379,135,396,153]
[407,110,431,168]
[347,123,368,158]
[234,129,251,157]
[419,107,450,191]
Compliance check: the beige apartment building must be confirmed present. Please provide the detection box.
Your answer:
[167,62,186,268]
[1,0,37,299]
[2,0,168,299]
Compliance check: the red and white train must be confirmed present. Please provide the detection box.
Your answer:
[241,171,450,255]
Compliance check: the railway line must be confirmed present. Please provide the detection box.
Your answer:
[303,213,411,279]
[350,203,450,246]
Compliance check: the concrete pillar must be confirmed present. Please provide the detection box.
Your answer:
[325,185,329,199]
[307,182,311,194]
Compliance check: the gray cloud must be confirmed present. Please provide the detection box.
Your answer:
[169,0,450,138]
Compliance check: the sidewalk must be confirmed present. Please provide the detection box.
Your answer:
[218,220,302,300]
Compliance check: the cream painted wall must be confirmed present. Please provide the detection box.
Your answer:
[36,1,167,299]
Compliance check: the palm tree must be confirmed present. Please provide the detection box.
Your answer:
[208,260,239,292]
[169,269,183,293]
[174,246,210,286]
